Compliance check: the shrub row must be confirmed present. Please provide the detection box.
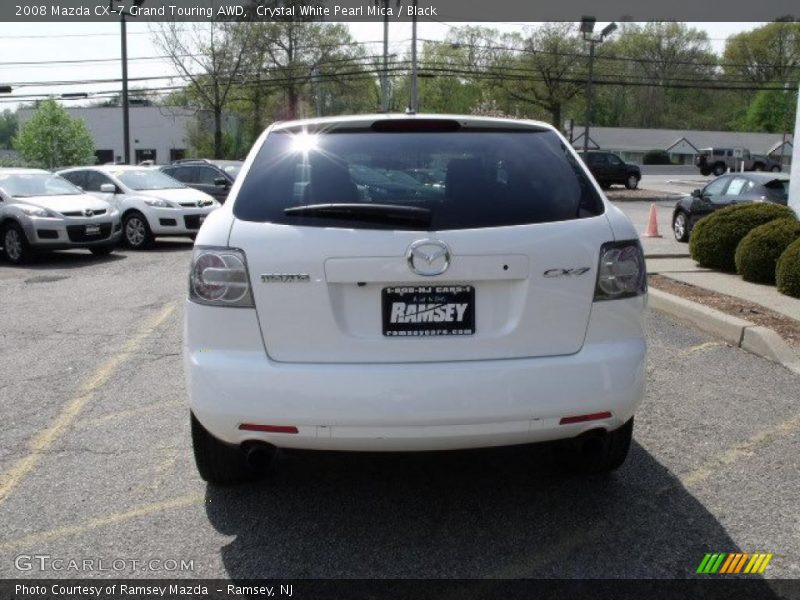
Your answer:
[688,202,800,298]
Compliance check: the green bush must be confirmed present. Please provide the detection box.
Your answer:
[689,203,796,272]
[735,218,800,284]
[776,238,800,298]
[642,150,672,165]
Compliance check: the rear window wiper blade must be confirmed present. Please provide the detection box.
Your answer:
[284,203,432,226]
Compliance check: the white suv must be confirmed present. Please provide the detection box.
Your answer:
[58,166,219,248]
[185,115,647,484]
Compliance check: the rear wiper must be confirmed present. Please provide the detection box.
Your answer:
[284,203,432,226]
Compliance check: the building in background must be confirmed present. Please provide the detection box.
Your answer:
[16,105,236,165]
[571,126,793,166]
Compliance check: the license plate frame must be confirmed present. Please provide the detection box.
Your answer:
[382,285,475,337]
[85,224,101,235]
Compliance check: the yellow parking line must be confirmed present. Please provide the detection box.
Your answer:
[683,341,726,355]
[0,302,177,507]
[0,493,204,551]
[680,413,800,489]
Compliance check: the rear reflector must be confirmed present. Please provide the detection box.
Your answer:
[559,412,612,425]
[238,424,299,434]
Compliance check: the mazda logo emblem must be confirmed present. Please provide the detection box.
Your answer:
[406,239,451,276]
[83,209,94,217]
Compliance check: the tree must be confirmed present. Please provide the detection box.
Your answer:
[0,110,17,150]
[723,21,800,84]
[601,22,718,129]
[494,24,586,126]
[153,15,257,158]
[14,99,95,169]
[736,88,798,133]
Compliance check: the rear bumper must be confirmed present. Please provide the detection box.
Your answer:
[184,297,646,451]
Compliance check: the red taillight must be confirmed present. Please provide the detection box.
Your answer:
[559,411,612,425]
[239,424,299,434]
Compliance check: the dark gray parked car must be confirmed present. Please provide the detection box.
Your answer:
[160,159,243,203]
[672,172,790,242]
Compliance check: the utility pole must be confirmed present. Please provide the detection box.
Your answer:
[311,66,322,117]
[382,0,389,111]
[111,0,145,165]
[580,18,616,153]
[121,12,130,164]
[409,0,418,112]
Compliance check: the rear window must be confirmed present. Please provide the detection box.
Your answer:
[233,128,604,230]
[764,179,789,201]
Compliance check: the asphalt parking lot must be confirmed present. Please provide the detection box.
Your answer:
[1,242,799,581]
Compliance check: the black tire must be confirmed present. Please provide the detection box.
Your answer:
[624,174,640,190]
[712,163,726,177]
[555,417,634,475]
[770,165,781,173]
[191,412,268,485]
[122,211,153,249]
[2,221,34,264]
[89,244,116,256]
[673,211,690,243]
[599,182,611,190]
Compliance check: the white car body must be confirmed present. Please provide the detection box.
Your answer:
[0,168,122,260]
[57,165,219,243]
[184,115,647,463]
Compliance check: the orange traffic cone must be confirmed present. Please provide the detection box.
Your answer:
[642,203,662,238]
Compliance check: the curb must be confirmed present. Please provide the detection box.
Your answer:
[645,253,692,260]
[648,288,800,376]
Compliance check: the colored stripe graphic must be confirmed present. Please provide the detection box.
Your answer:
[758,554,773,574]
[719,554,736,574]
[700,553,774,574]
[697,554,713,574]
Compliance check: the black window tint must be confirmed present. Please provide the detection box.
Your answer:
[608,154,623,165]
[764,179,789,201]
[84,171,113,192]
[233,129,603,230]
[166,166,193,184]
[194,166,220,185]
[61,171,86,189]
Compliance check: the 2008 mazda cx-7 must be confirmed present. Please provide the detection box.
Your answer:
[184,115,647,484]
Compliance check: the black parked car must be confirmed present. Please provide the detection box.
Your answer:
[672,172,790,243]
[159,159,243,203]
[578,150,641,190]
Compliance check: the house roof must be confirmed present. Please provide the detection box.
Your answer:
[571,126,794,155]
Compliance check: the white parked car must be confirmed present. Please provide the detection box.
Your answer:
[57,165,219,249]
[185,115,647,484]
[0,168,121,264]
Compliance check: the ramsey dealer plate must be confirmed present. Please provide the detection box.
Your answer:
[382,285,475,337]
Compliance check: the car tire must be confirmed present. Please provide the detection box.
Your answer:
[555,417,633,475]
[712,163,726,177]
[90,244,116,256]
[673,211,690,243]
[2,221,34,264]
[770,165,781,173]
[191,412,271,485]
[624,174,639,190]
[122,211,153,249]
[599,182,611,190]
